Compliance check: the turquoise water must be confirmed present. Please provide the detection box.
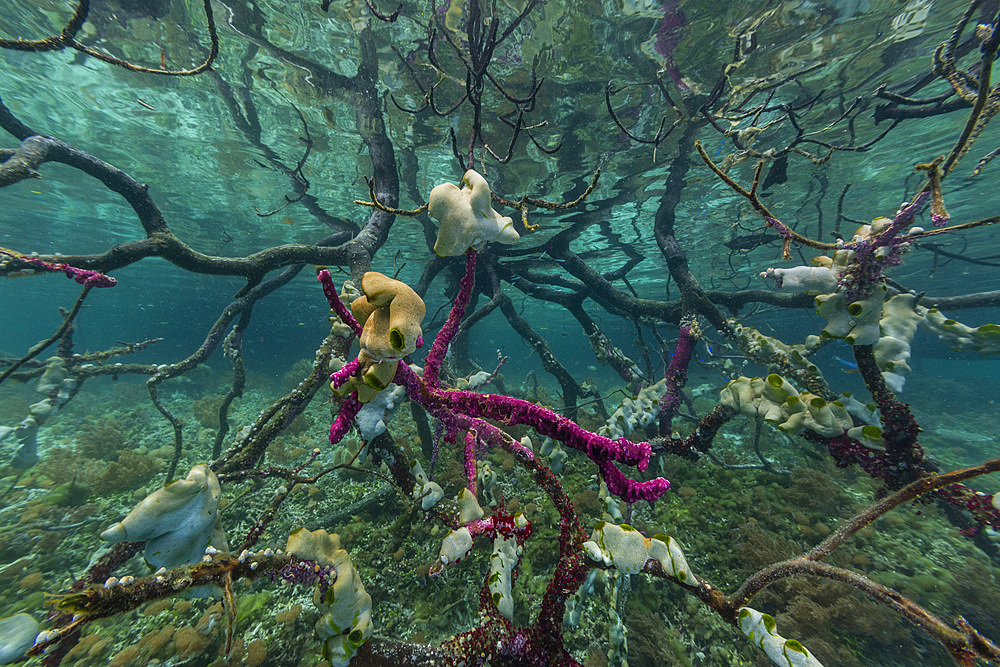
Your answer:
[2,1,1000,665]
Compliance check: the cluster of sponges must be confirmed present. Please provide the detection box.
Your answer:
[738,607,823,667]
[762,217,920,346]
[923,308,1000,355]
[0,356,77,469]
[436,492,529,622]
[764,229,1000,392]
[598,378,669,440]
[726,320,828,396]
[582,522,695,582]
[99,464,228,571]
[720,374,851,438]
[815,285,887,346]
[428,169,519,256]
[728,290,998,407]
[333,272,425,403]
[285,528,372,667]
[755,268,1000,394]
[873,295,1000,391]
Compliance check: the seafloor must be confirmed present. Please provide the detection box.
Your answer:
[1,362,999,666]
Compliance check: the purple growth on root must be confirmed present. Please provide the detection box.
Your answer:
[317,268,363,337]
[661,324,696,430]
[1,248,117,287]
[322,250,670,503]
[423,249,478,388]
[329,394,362,445]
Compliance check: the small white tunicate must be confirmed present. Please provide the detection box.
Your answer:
[34,630,58,645]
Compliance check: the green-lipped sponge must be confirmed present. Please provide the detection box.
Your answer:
[738,607,823,666]
[582,521,695,581]
[351,272,425,361]
[286,528,372,667]
[720,375,851,438]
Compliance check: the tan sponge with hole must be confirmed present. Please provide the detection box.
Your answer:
[350,272,426,361]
